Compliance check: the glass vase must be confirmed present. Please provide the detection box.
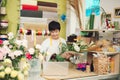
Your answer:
[28,58,43,80]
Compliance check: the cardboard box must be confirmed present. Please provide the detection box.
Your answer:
[43,62,69,76]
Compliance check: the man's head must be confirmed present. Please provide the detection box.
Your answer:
[48,21,61,31]
[48,21,61,39]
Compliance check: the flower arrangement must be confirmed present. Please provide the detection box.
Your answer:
[25,44,42,60]
[60,40,91,53]
[58,40,94,64]
[0,32,31,80]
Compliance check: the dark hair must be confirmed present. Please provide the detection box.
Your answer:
[48,21,61,31]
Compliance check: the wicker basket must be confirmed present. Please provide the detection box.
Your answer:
[93,54,109,75]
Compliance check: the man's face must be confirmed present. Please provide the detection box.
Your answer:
[50,29,60,39]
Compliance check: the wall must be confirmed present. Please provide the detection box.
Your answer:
[5,0,19,34]
[101,0,120,23]
[6,0,67,39]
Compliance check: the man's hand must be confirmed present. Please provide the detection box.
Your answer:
[60,51,75,59]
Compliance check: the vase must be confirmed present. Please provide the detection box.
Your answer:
[28,58,44,80]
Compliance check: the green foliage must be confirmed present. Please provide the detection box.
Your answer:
[59,43,68,54]
[56,54,65,62]
[1,0,7,7]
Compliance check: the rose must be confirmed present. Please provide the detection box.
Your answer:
[0,71,5,78]
[0,47,11,60]
[0,66,4,70]
[0,40,3,45]
[0,52,4,60]
[18,72,24,80]
[25,52,32,60]
[4,58,12,64]
[23,63,30,71]
[4,67,12,74]
[23,70,28,76]
[3,40,9,46]
[10,70,18,78]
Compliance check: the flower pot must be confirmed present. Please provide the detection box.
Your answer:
[0,20,8,29]
[0,7,6,14]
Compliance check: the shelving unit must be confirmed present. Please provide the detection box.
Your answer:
[0,0,8,38]
[80,29,120,32]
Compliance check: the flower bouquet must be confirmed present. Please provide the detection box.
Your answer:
[0,32,30,80]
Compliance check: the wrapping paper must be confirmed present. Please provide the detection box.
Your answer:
[43,11,58,18]
[20,10,42,18]
[20,17,47,23]
[89,14,95,29]
[38,6,57,12]
[37,1,57,7]
[21,0,37,5]
[22,4,38,11]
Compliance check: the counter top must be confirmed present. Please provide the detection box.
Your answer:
[42,68,97,80]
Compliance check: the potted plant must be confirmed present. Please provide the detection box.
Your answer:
[0,0,7,14]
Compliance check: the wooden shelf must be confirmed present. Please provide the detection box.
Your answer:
[80,29,120,32]
[89,51,120,55]
[0,14,7,16]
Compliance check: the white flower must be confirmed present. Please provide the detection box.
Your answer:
[0,71,5,78]
[23,62,30,71]
[10,70,18,78]
[8,52,15,59]
[28,48,35,55]
[74,45,80,52]
[15,40,22,47]
[3,46,11,53]
[36,44,41,50]
[4,58,12,64]
[21,39,28,48]
[18,72,24,80]
[14,50,23,57]
[5,67,12,74]
[8,45,13,49]
[8,32,14,39]
[0,66,4,70]
[3,40,9,46]
[73,43,80,52]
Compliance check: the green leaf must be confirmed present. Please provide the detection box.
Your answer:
[56,54,65,62]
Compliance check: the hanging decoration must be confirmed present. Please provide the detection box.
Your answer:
[85,0,100,17]
[60,14,66,22]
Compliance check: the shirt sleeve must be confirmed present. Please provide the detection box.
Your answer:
[40,38,49,53]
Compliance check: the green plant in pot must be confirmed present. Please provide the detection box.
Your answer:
[0,0,7,14]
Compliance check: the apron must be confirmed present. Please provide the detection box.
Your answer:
[46,37,61,61]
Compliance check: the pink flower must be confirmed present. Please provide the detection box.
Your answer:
[0,40,3,45]
[25,52,32,60]
[0,53,4,60]
[0,48,6,60]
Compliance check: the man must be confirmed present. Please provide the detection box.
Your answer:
[40,21,73,61]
